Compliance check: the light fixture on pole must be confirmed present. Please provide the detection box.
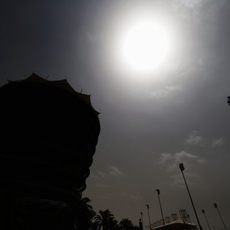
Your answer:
[201,209,211,230]
[155,189,165,225]
[179,163,203,230]
[139,218,144,230]
[140,211,144,227]
[146,204,152,230]
[213,203,227,230]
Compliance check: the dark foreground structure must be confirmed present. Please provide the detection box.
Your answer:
[153,222,198,230]
[0,74,100,230]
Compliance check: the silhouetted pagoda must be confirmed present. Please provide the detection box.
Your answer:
[0,73,100,229]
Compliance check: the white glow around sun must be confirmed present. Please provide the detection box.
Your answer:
[115,16,174,74]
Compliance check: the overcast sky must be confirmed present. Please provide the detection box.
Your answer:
[1,0,230,228]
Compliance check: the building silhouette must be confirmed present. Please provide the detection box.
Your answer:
[151,209,195,230]
[0,73,100,229]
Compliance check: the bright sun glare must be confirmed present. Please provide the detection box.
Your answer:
[117,17,174,74]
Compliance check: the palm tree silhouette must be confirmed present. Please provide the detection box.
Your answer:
[73,197,96,230]
[119,218,134,230]
[94,209,116,230]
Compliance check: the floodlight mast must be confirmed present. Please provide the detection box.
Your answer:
[202,209,211,230]
[155,189,165,225]
[139,218,144,230]
[213,203,227,230]
[140,211,144,226]
[146,204,152,230]
[179,163,203,230]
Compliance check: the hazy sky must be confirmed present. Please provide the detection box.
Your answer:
[1,0,230,228]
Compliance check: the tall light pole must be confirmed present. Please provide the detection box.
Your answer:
[141,211,144,227]
[179,163,203,230]
[213,203,227,230]
[202,209,212,230]
[139,218,144,230]
[155,189,165,225]
[146,204,152,230]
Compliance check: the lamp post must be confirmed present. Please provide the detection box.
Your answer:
[179,163,203,230]
[141,211,144,227]
[146,204,152,230]
[213,203,227,230]
[155,189,165,225]
[202,209,212,230]
[139,218,144,230]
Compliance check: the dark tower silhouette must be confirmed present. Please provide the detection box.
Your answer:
[0,73,100,230]
[227,96,230,105]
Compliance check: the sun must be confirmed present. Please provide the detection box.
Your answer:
[117,18,173,74]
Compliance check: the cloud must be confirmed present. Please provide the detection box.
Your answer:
[150,85,182,99]
[158,150,206,185]
[159,153,173,164]
[109,165,124,176]
[174,0,225,10]
[176,0,204,9]
[212,138,224,147]
[175,151,198,161]
[91,166,124,180]
[91,171,106,180]
[186,130,202,145]
[159,150,206,172]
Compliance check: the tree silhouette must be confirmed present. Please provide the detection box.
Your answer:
[94,209,117,230]
[73,197,96,230]
[119,218,134,230]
